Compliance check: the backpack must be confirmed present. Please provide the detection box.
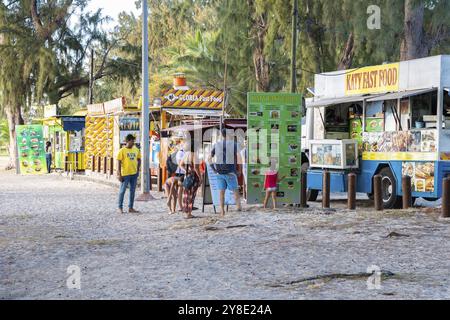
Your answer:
[183,164,199,190]
[166,153,178,176]
[213,141,237,175]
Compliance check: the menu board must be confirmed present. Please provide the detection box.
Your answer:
[247,93,302,205]
[119,117,141,145]
[362,130,437,153]
[402,162,435,193]
[16,125,48,175]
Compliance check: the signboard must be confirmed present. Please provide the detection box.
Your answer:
[161,89,224,109]
[246,92,303,206]
[104,97,126,114]
[87,103,104,116]
[119,117,141,145]
[44,105,57,118]
[402,162,435,193]
[345,63,399,95]
[16,125,48,175]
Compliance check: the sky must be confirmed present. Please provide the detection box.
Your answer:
[86,0,140,25]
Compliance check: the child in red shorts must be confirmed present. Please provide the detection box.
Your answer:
[263,159,286,209]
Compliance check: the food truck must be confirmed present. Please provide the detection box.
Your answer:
[305,55,450,208]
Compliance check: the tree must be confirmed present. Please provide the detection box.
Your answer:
[0,0,116,168]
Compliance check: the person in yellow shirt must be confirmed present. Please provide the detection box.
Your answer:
[117,134,141,214]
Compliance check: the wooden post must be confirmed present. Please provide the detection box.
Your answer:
[158,167,163,192]
[322,171,330,209]
[301,171,308,208]
[402,176,412,209]
[97,156,102,173]
[348,173,356,210]
[64,155,69,172]
[374,174,383,211]
[103,157,107,174]
[109,157,114,176]
[442,178,450,218]
[91,156,95,172]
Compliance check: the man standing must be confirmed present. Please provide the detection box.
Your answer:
[210,128,242,216]
[117,134,141,214]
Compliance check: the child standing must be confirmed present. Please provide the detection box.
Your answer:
[263,159,285,209]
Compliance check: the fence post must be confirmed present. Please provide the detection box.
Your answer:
[443,178,450,218]
[103,157,107,175]
[402,176,412,209]
[110,158,114,176]
[97,156,102,173]
[348,173,356,210]
[91,156,95,172]
[374,174,383,211]
[322,171,330,209]
[301,171,308,208]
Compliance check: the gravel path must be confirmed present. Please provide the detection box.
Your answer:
[1,169,450,300]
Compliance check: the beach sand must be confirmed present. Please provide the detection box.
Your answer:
[1,170,449,300]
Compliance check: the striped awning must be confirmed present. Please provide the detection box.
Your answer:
[161,88,224,110]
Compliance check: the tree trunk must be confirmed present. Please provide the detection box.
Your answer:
[252,14,270,92]
[400,0,429,61]
[337,33,355,70]
[5,105,24,170]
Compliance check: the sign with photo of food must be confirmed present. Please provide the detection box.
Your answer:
[247,93,303,205]
[402,162,435,193]
[16,125,48,175]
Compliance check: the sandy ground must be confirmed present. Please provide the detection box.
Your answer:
[1,165,450,300]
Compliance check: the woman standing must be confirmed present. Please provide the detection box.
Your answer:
[45,141,52,174]
[179,143,201,219]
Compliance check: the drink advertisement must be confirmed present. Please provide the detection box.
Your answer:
[247,93,303,205]
[119,117,141,145]
[16,125,48,175]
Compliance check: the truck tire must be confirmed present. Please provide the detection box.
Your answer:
[378,167,402,209]
[301,162,319,202]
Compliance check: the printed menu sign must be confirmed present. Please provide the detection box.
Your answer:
[16,125,48,175]
[247,93,302,205]
[402,162,435,193]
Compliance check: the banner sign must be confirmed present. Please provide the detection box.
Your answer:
[44,105,57,118]
[119,117,141,145]
[246,92,303,206]
[87,103,104,116]
[161,89,224,109]
[345,63,399,95]
[16,125,48,175]
[104,97,126,114]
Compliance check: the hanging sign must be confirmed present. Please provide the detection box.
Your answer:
[345,63,400,95]
[161,89,224,109]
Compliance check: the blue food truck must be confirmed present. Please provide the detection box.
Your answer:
[303,55,450,209]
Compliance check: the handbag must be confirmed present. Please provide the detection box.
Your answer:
[183,163,199,190]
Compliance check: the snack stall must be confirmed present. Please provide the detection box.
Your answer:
[42,114,86,172]
[306,55,450,208]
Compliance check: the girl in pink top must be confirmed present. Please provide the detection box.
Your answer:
[263,159,286,209]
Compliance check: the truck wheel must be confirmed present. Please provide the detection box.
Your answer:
[378,167,402,209]
[301,162,319,202]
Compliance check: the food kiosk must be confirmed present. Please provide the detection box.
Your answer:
[42,113,86,172]
[305,55,450,208]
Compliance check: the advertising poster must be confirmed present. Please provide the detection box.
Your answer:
[247,93,302,205]
[402,162,435,193]
[119,117,141,145]
[205,164,236,207]
[16,125,48,175]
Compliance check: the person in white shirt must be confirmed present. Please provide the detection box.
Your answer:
[174,143,186,211]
